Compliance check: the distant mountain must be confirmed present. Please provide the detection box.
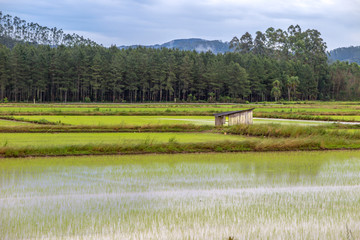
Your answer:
[0,35,25,49]
[118,38,231,54]
[119,38,360,64]
[328,46,360,64]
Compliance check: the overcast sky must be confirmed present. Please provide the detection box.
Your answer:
[1,0,359,50]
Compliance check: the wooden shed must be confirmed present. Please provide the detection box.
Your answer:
[214,108,254,126]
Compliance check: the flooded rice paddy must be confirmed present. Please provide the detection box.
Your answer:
[1,151,360,239]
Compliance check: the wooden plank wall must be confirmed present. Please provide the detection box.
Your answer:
[228,111,253,126]
[215,116,226,126]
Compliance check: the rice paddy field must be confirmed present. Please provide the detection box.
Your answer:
[1,151,360,239]
[0,119,35,126]
[0,132,246,147]
[1,102,360,239]
[8,115,333,126]
[1,102,360,126]
[11,115,215,126]
[1,102,360,116]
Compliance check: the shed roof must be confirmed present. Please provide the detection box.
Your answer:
[213,108,255,117]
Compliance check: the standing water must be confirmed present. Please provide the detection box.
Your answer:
[0,151,359,239]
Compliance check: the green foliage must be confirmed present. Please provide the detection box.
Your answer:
[2,131,360,157]
[271,80,281,101]
[286,76,299,101]
[0,14,359,102]
[329,61,360,100]
[0,44,350,102]
[168,136,177,143]
[0,11,97,47]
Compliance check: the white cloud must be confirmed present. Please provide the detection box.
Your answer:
[1,0,359,49]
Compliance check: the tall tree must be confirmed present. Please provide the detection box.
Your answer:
[0,44,10,100]
[253,31,266,56]
[90,51,103,101]
[271,79,281,101]
[179,55,193,100]
[109,48,125,102]
[239,32,253,53]
[226,62,250,99]
[286,76,299,101]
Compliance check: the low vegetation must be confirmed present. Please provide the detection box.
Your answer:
[226,123,360,139]
[0,123,214,133]
[0,132,246,148]
[0,103,359,240]
[1,103,360,157]
[1,102,360,124]
[2,133,360,157]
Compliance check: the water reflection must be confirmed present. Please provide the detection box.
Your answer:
[228,152,326,184]
[1,151,360,192]
[1,151,360,240]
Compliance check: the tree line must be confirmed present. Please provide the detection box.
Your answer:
[0,14,359,102]
[0,11,97,48]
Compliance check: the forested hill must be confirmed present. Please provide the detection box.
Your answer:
[118,38,231,54]
[1,12,360,103]
[0,11,97,47]
[328,46,360,64]
[120,39,360,65]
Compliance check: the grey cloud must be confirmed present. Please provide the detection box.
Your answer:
[1,0,359,49]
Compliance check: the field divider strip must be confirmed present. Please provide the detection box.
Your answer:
[2,137,360,158]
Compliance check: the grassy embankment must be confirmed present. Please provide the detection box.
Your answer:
[1,102,360,157]
[2,123,360,157]
[1,102,360,120]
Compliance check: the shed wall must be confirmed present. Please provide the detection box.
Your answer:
[228,111,253,126]
[215,116,226,126]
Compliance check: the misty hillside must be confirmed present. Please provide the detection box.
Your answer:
[119,38,360,65]
[328,46,360,64]
[118,38,231,54]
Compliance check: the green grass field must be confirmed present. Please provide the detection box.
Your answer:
[1,102,360,116]
[254,118,333,125]
[0,132,246,147]
[0,105,244,114]
[1,151,359,239]
[329,115,360,121]
[0,119,35,126]
[11,115,214,126]
[10,115,333,126]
